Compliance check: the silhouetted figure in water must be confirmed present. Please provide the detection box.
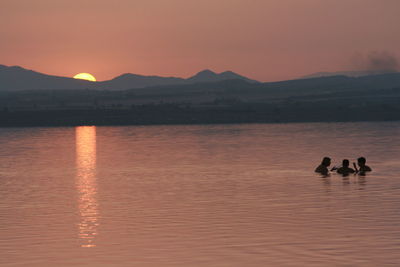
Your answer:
[315,157,331,175]
[337,159,355,176]
[356,157,372,173]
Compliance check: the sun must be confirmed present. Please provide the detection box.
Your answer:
[74,73,96,82]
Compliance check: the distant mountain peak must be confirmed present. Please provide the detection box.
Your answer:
[0,64,25,71]
[187,69,258,83]
[112,73,144,80]
[10,65,24,70]
[197,69,216,74]
[192,69,218,78]
[220,70,235,74]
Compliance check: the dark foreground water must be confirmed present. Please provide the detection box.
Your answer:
[1,122,400,266]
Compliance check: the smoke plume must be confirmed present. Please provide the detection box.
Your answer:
[353,51,399,73]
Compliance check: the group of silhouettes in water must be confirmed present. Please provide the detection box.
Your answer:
[315,157,372,176]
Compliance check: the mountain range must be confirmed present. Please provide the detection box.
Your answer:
[0,65,258,91]
[2,65,400,126]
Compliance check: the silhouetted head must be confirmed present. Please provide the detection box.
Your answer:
[358,157,366,166]
[322,157,331,167]
[342,159,350,167]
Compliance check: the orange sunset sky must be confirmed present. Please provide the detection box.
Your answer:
[1,0,399,82]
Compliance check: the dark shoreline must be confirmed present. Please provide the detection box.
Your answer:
[1,107,399,127]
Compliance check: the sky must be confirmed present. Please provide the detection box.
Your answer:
[1,0,400,82]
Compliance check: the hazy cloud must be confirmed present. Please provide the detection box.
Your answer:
[353,51,399,72]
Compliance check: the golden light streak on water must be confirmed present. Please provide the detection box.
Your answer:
[75,126,98,248]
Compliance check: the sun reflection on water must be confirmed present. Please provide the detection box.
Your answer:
[76,126,99,248]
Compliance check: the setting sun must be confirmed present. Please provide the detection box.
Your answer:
[74,73,96,82]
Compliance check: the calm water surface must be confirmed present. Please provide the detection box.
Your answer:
[1,122,400,266]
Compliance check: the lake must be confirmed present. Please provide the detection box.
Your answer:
[1,122,400,266]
